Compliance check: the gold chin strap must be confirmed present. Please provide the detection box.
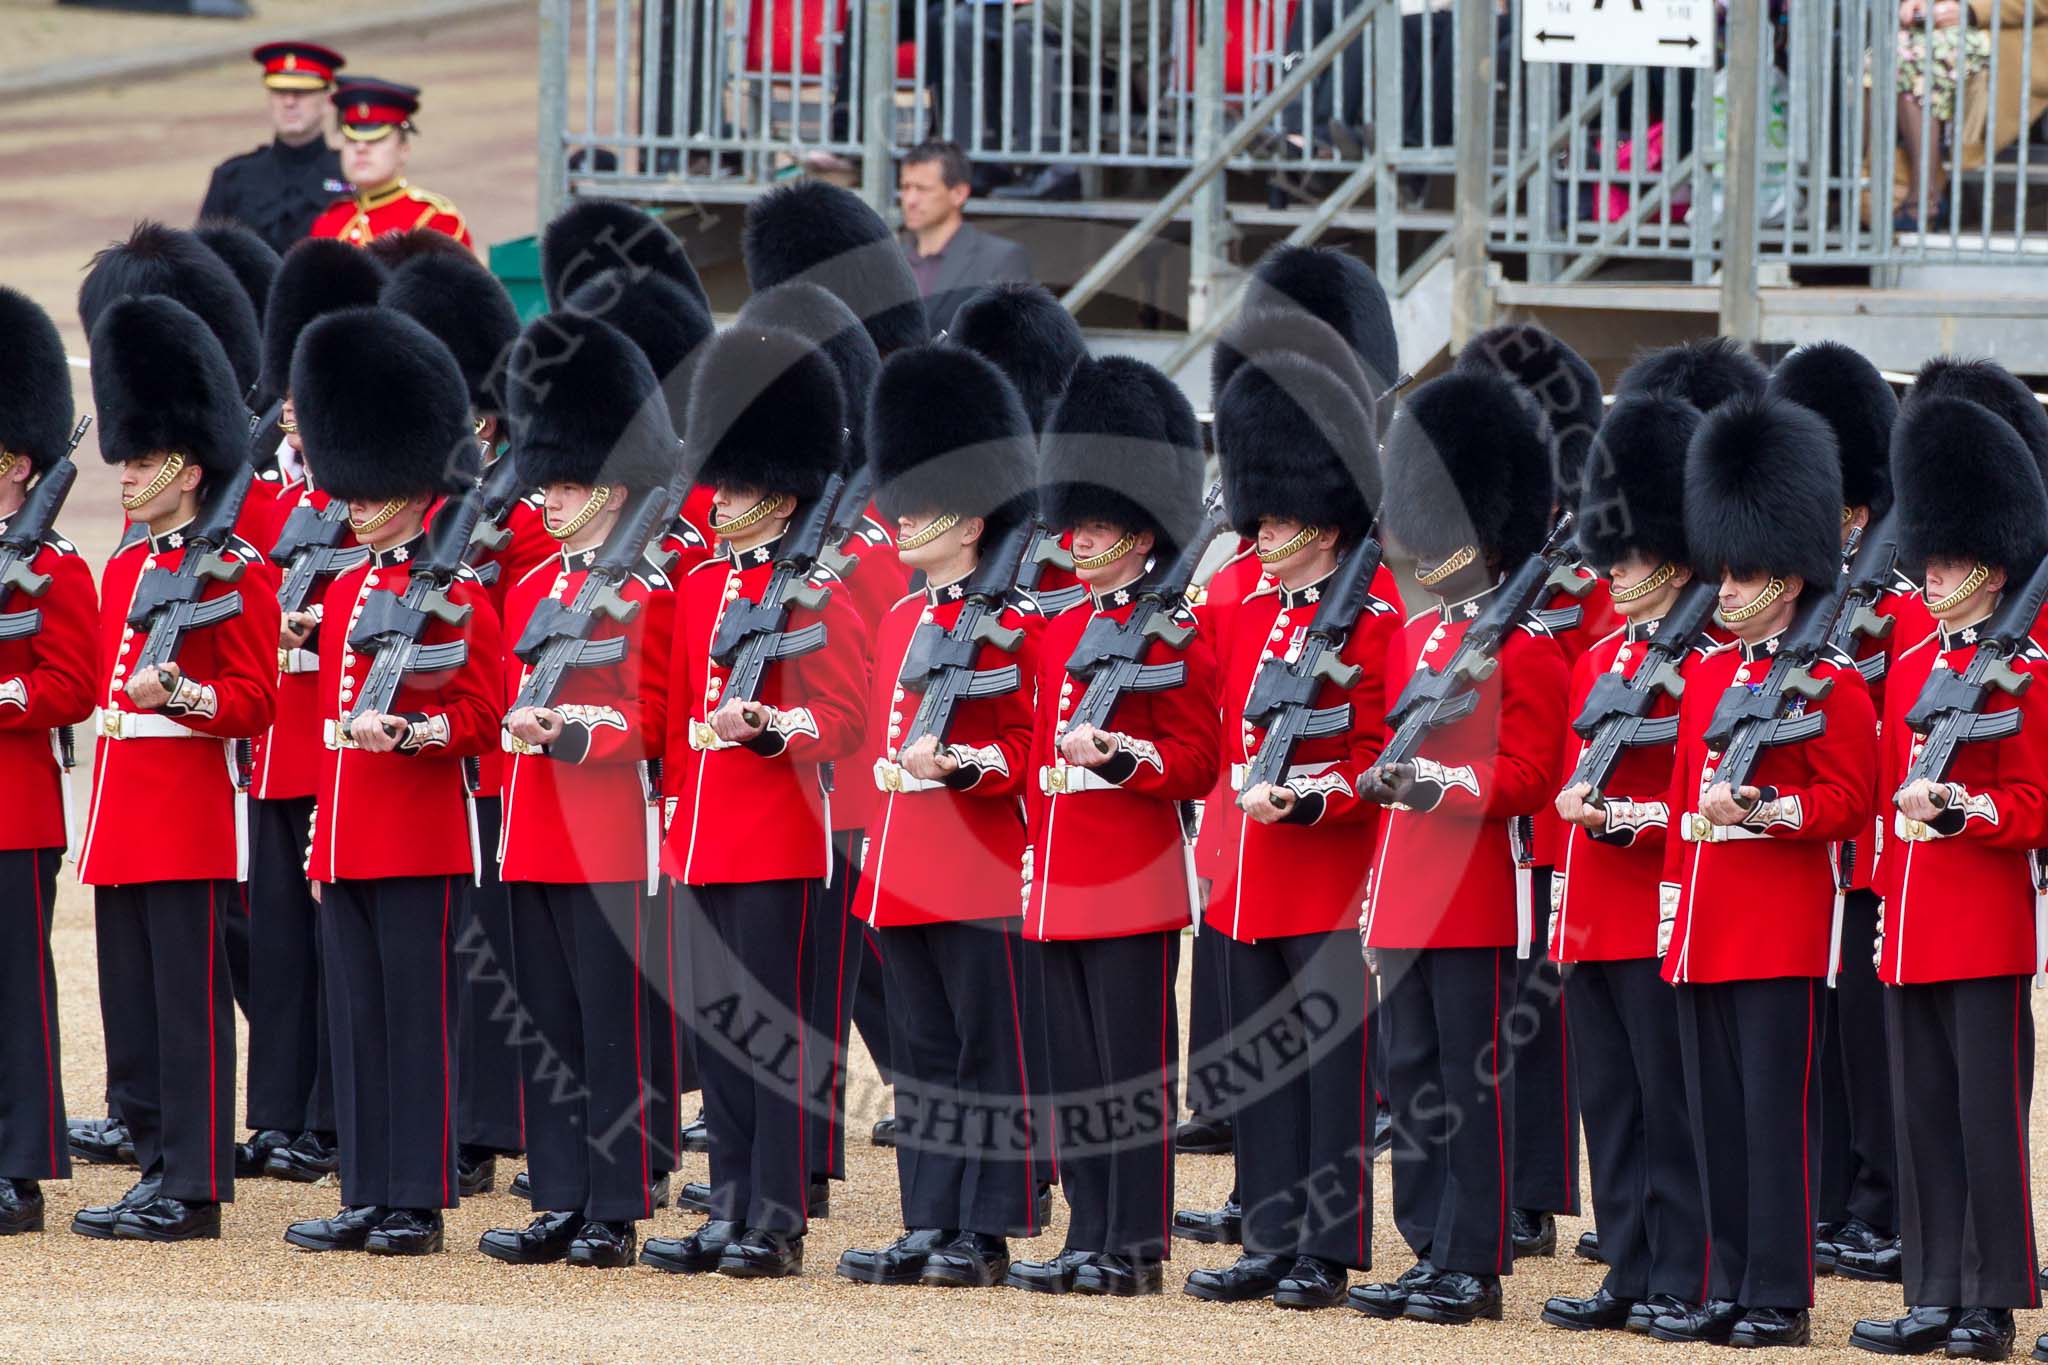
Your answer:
[121,452,188,511]
[1927,562,1992,614]
[276,416,299,435]
[712,493,783,539]
[350,496,408,536]
[896,512,961,551]
[0,451,18,484]
[1841,505,1857,528]
[1072,533,1138,572]
[1415,543,1478,588]
[548,484,613,542]
[1610,560,1678,605]
[1719,576,1787,625]
[1256,524,1320,565]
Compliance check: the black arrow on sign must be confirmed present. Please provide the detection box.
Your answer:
[1657,34,1701,47]
[1534,29,1575,42]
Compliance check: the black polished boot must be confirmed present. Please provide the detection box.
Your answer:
[717,1228,803,1278]
[478,1210,581,1265]
[648,1174,671,1210]
[510,1169,532,1202]
[1072,1253,1163,1297]
[1183,1252,1288,1303]
[456,1149,496,1197]
[264,1130,340,1183]
[67,1117,135,1167]
[285,1204,390,1253]
[364,1208,444,1256]
[1373,1104,1394,1156]
[1172,1114,1234,1155]
[1627,1294,1692,1335]
[1348,1259,1438,1318]
[1948,1308,2016,1362]
[70,1176,161,1239]
[676,1180,712,1214]
[1170,1199,1242,1245]
[1511,1206,1556,1257]
[1848,1306,1956,1355]
[1576,1229,1604,1263]
[1005,1248,1095,1295]
[235,1129,291,1178]
[1273,1255,1349,1310]
[870,1117,898,1148]
[1729,1307,1810,1349]
[679,1112,710,1153]
[1837,1237,1905,1284]
[1543,1285,1635,1331]
[566,1220,637,1269]
[838,1227,954,1285]
[1403,1270,1503,1324]
[0,1178,43,1235]
[641,1219,740,1274]
[110,1194,221,1242]
[1651,1299,1745,1345]
[920,1231,1009,1288]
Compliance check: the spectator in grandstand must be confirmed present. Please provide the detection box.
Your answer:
[899,140,1033,333]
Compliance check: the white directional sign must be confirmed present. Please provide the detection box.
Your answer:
[1521,0,1714,69]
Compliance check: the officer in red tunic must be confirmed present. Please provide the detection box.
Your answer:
[1350,365,1569,1325]
[474,312,679,1269]
[73,296,280,1242]
[1848,395,2048,1360]
[641,326,867,1279]
[833,345,1041,1290]
[1005,356,1221,1299]
[308,79,472,250]
[1651,392,1879,1347]
[1179,347,1401,1311]
[0,289,97,1235]
[281,308,502,1256]
[1543,393,1714,1332]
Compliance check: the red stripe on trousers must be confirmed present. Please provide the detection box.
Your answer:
[2016,978,2040,1303]
[999,926,1036,1233]
[828,847,853,1163]
[1159,935,1172,1252]
[1800,981,1814,1291]
[207,882,219,1202]
[32,852,58,1179]
[1492,950,1507,1272]
[634,885,650,1217]
[440,879,452,1207]
[795,883,810,1200]
[1357,956,1370,1266]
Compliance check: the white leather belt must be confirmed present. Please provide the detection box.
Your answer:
[323,718,361,751]
[1893,810,1941,843]
[687,718,736,752]
[1038,763,1116,795]
[502,729,541,756]
[95,709,199,741]
[1228,759,1336,793]
[874,758,943,794]
[1680,813,1768,844]
[278,647,319,675]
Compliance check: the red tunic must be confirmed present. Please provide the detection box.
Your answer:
[857,585,1037,928]
[1358,590,1570,951]
[308,182,473,249]
[1531,570,1619,868]
[0,531,98,852]
[660,542,868,886]
[79,528,280,886]
[1024,591,1222,941]
[1876,626,2048,984]
[252,483,349,801]
[1190,542,1268,886]
[498,549,674,887]
[1205,571,1401,942]
[450,489,552,802]
[1841,578,1938,893]
[307,541,503,883]
[823,512,907,835]
[1658,639,1878,984]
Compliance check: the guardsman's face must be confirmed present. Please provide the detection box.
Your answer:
[1718,569,1800,643]
[268,89,323,141]
[1608,550,1688,622]
[710,482,791,550]
[280,395,303,456]
[1924,556,2006,625]
[894,509,978,574]
[342,132,407,190]
[1068,519,1154,588]
[118,453,200,525]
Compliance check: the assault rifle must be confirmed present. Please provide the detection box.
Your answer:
[1564,576,1721,793]
[0,421,88,641]
[814,464,879,583]
[705,471,849,722]
[272,501,368,618]
[344,478,488,732]
[463,454,533,586]
[892,516,1034,753]
[1900,553,2048,788]
[1018,517,1085,616]
[126,462,255,672]
[1823,510,1902,686]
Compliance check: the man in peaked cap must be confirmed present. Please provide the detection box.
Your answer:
[0,288,97,1236]
[743,181,932,357]
[1651,392,1879,1348]
[310,78,471,249]
[73,296,281,1243]
[476,312,682,1271]
[1847,395,2048,1362]
[1177,350,1402,1312]
[282,307,502,1258]
[199,41,347,255]
[834,344,1043,1292]
[1351,366,1569,1326]
[643,326,868,1280]
[1544,392,1714,1334]
[1005,355,1221,1299]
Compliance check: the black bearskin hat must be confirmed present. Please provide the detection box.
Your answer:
[80,221,263,396]
[741,181,930,356]
[1216,351,1379,544]
[1575,393,1699,571]
[509,312,678,494]
[1902,356,2048,484]
[1230,244,1397,391]
[868,345,1035,528]
[364,228,478,274]
[193,221,280,324]
[1614,336,1768,413]
[1382,368,1552,567]
[1766,341,1897,520]
[949,283,1087,434]
[735,282,881,469]
[560,269,714,437]
[0,287,76,473]
[1040,355,1206,560]
[542,198,708,311]
[1211,303,1382,424]
[1683,392,1841,588]
[90,295,247,481]
[381,251,522,417]
[290,307,478,502]
[1457,324,1605,506]
[261,238,387,403]
[1894,395,2048,577]
[683,326,847,501]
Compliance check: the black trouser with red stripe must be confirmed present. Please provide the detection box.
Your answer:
[456,796,524,1156]
[1817,889,1896,1234]
[1567,957,1709,1302]
[1887,975,2041,1310]
[1380,944,1516,1276]
[645,882,691,1180]
[508,880,658,1223]
[804,830,865,1182]
[95,879,237,1203]
[1186,927,1230,1125]
[1038,929,1180,1259]
[322,875,461,1210]
[1017,935,1056,1186]
[1225,928,1373,1268]
[689,878,814,1235]
[1674,977,1821,1310]
[0,848,68,1181]
[854,920,895,1085]
[1510,876,1580,1216]
[883,915,1039,1238]
[245,796,333,1136]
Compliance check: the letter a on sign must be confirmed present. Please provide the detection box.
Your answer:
[1521,0,1713,69]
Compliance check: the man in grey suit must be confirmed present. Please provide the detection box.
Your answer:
[899,140,1033,335]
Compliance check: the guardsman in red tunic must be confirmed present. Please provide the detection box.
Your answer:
[1651,393,1878,1348]
[476,313,678,1270]
[308,79,472,250]
[281,308,502,1257]
[73,297,280,1242]
[382,248,533,1196]
[1349,366,1569,1325]
[0,290,97,1235]
[1543,394,1714,1332]
[1004,356,1220,1299]
[640,326,867,1280]
[1179,348,1401,1311]
[833,346,1041,1290]
[1849,397,2048,1360]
